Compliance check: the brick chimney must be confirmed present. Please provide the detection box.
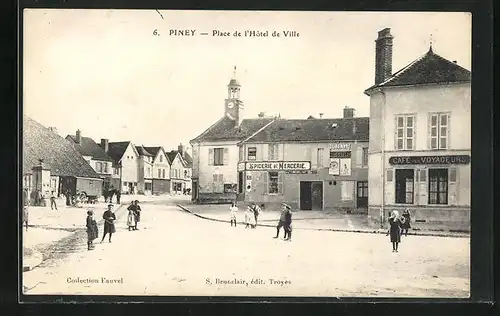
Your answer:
[178,143,184,157]
[375,28,394,84]
[100,138,109,153]
[75,129,82,144]
[343,106,355,118]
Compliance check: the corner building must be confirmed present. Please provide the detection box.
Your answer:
[365,28,471,231]
[237,108,369,212]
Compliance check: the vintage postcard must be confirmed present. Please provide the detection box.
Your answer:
[21,10,471,298]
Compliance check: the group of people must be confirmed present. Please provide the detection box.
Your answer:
[229,202,261,229]
[85,200,143,250]
[387,209,411,252]
[229,202,293,241]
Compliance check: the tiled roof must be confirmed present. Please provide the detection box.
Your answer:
[143,146,161,157]
[365,48,471,94]
[107,141,132,163]
[183,152,193,168]
[240,117,369,143]
[166,151,180,165]
[23,116,101,178]
[191,116,275,143]
[66,135,114,162]
[135,145,154,156]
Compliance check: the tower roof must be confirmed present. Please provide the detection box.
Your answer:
[228,66,241,86]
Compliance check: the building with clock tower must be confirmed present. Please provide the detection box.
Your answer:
[190,67,275,204]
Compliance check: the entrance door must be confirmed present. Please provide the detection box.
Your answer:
[311,181,323,210]
[192,180,198,201]
[357,181,368,208]
[300,182,312,210]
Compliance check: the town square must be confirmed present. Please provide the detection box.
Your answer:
[22,10,471,298]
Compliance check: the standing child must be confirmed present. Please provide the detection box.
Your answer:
[244,207,252,229]
[86,210,98,250]
[229,202,238,227]
[388,210,403,252]
[247,206,256,229]
[401,208,411,236]
[127,206,136,231]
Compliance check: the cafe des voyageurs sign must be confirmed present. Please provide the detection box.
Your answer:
[389,155,470,165]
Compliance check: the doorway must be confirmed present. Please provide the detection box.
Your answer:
[300,181,323,211]
[356,181,368,208]
[192,180,199,201]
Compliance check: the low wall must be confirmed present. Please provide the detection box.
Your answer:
[197,192,237,204]
[368,205,470,232]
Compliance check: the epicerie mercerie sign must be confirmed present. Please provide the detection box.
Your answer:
[245,161,311,171]
[389,155,471,165]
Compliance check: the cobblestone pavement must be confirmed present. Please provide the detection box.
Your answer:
[22,201,470,298]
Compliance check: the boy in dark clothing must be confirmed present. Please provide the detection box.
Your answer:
[273,204,288,239]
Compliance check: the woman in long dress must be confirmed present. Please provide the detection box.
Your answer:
[86,210,98,250]
[401,209,411,236]
[388,210,403,252]
[101,204,116,243]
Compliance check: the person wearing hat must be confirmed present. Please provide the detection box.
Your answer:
[101,204,116,243]
[86,209,98,250]
[273,203,289,239]
[283,205,293,241]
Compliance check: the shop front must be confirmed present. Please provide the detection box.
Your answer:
[238,159,367,212]
[370,153,471,231]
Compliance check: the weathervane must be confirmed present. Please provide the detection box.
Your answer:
[233,66,237,78]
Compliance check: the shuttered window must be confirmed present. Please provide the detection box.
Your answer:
[268,144,280,160]
[429,113,450,150]
[317,148,324,168]
[395,115,416,150]
[210,148,227,166]
[362,147,368,166]
[386,169,394,182]
[266,171,283,195]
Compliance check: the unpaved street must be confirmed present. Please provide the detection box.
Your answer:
[23,201,470,298]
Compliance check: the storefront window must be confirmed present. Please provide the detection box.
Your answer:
[341,181,354,201]
[395,169,414,204]
[428,169,448,205]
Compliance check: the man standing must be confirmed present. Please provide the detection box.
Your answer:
[273,203,288,239]
[283,205,293,241]
[50,191,58,210]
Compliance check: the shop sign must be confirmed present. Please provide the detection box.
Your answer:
[245,161,311,171]
[330,143,351,150]
[330,151,351,159]
[389,155,470,165]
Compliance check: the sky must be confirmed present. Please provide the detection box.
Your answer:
[23,10,471,153]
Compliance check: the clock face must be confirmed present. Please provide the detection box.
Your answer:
[227,101,234,109]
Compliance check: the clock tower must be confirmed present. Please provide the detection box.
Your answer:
[224,66,244,127]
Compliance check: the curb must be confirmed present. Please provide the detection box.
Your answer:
[22,204,125,273]
[176,204,469,238]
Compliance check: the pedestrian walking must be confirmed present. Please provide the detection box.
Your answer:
[251,203,261,228]
[229,202,238,227]
[50,191,58,210]
[86,210,98,250]
[244,207,254,229]
[401,208,411,236]
[101,204,116,243]
[116,190,121,204]
[388,210,403,252]
[273,203,288,238]
[22,205,29,231]
[126,204,137,231]
[283,204,293,241]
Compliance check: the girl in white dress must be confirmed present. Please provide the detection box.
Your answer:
[229,202,238,227]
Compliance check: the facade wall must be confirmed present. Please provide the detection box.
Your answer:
[198,141,239,192]
[152,179,171,194]
[367,83,471,231]
[238,141,369,211]
[120,143,139,193]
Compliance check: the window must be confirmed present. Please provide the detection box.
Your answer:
[362,147,368,166]
[428,169,448,205]
[267,171,283,194]
[317,148,324,168]
[248,147,257,160]
[268,144,280,160]
[239,146,244,162]
[357,181,368,198]
[341,181,354,201]
[395,115,415,150]
[158,169,161,178]
[162,169,166,178]
[184,170,188,178]
[429,113,450,150]
[96,162,102,173]
[147,167,151,177]
[103,163,108,173]
[159,155,163,162]
[210,148,227,166]
[395,169,414,204]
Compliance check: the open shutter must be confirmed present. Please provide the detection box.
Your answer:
[223,148,229,165]
[208,148,214,165]
[355,146,362,168]
[278,172,284,194]
[263,172,268,195]
[448,168,458,205]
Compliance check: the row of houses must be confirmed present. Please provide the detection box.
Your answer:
[23,118,193,200]
[190,28,471,231]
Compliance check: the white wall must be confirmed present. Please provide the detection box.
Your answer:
[121,143,139,183]
[198,141,239,193]
[153,150,171,180]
